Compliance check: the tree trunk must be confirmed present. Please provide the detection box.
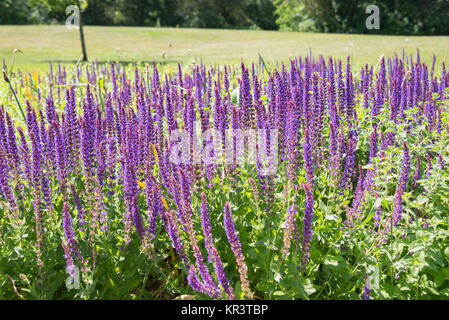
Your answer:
[77,0,88,62]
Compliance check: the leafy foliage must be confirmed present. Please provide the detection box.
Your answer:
[0,51,449,300]
[274,0,449,35]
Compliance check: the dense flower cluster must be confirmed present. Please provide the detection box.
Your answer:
[0,50,448,300]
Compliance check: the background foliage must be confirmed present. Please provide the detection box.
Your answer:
[1,0,448,35]
[274,0,449,35]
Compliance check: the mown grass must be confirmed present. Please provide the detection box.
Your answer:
[1,25,449,72]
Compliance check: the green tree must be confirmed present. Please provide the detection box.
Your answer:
[177,0,278,29]
[274,0,449,35]
[0,0,32,24]
[33,0,89,61]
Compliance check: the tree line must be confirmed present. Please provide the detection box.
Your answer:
[1,0,448,35]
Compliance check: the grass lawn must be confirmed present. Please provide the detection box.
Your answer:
[1,25,449,72]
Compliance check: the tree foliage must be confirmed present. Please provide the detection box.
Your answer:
[2,0,448,35]
[6,0,279,30]
[274,0,449,35]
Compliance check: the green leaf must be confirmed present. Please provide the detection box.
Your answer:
[357,198,383,230]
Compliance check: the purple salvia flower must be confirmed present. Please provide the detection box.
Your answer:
[303,127,314,186]
[301,183,314,267]
[200,192,214,260]
[329,103,339,132]
[426,152,433,179]
[97,140,107,186]
[123,128,145,238]
[26,101,40,144]
[40,174,53,211]
[62,201,84,264]
[393,189,403,227]
[97,190,108,232]
[163,209,188,264]
[107,135,117,192]
[412,156,421,189]
[165,83,178,133]
[211,245,235,300]
[438,153,444,170]
[347,165,365,227]
[17,127,31,181]
[179,168,193,221]
[187,264,219,298]
[373,206,382,228]
[80,119,93,176]
[340,137,356,190]
[169,175,184,225]
[61,241,76,283]
[187,264,206,294]
[39,114,49,163]
[29,128,42,192]
[337,61,345,117]
[200,192,235,299]
[398,142,410,192]
[104,94,114,136]
[437,108,442,136]
[175,171,218,294]
[147,184,161,236]
[369,124,378,161]
[329,122,338,170]
[70,183,86,231]
[5,113,21,170]
[399,78,407,119]
[45,97,57,124]
[224,65,230,93]
[53,121,67,190]
[281,203,298,258]
[0,146,18,214]
[0,106,9,156]
[285,101,299,179]
[224,202,250,297]
[239,62,254,128]
[64,88,80,168]
[46,123,56,168]
[82,85,96,161]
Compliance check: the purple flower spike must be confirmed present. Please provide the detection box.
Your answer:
[281,203,298,258]
[0,146,18,214]
[303,127,314,186]
[62,201,84,264]
[163,209,189,264]
[224,202,250,297]
[301,183,314,267]
[200,193,235,299]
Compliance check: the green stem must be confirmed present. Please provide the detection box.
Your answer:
[257,52,271,77]
[7,81,27,124]
[140,266,151,298]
